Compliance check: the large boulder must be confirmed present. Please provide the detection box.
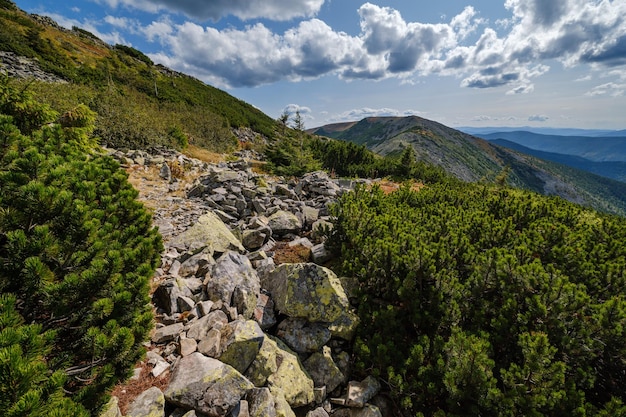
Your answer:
[218,320,265,374]
[206,251,260,318]
[261,263,350,323]
[171,212,244,255]
[245,336,314,408]
[247,387,277,417]
[125,386,165,417]
[267,210,302,236]
[164,353,254,417]
[276,318,331,354]
[303,346,345,394]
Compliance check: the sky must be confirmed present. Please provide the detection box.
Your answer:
[16,0,626,130]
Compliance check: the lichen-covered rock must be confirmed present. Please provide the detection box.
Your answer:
[269,386,297,417]
[164,353,254,417]
[267,210,303,236]
[247,387,277,417]
[245,336,314,407]
[303,346,345,393]
[206,251,260,318]
[125,386,165,417]
[276,318,331,353]
[261,263,350,323]
[328,309,360,341]
[219,320,265,374]
[266,338,315,407]
[98,396,121,417]
[171,212,244,255]
[345,376,381,408]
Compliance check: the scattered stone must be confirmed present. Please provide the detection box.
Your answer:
[332,405,383,417]
[152,323,184,344]
[218,320,265,374]
[247,387,277,417]
[267,210,303,236]
[303,346,345,394]
[276,318,331,353]
[171,212,244,255]
[179,336,198,357]
[345,376,381,408]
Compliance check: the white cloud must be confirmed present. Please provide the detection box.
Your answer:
[92,0,626,94]
[94,0,325,21]
[585,82,626,97]
[326,107,422,123]
[41,12,128,45]
[528,114,549,122]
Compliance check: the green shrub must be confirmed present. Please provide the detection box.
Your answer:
[0,76,162,412]
[329,183,626,416]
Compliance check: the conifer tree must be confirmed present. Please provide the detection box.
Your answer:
[0,76,162,412]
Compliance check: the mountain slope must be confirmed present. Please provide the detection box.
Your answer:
[310,116,626,216]
[0,2,278,150]
[492,139,626,182]
[480,131,626,162]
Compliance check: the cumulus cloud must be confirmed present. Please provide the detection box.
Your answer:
[326,107,423,123]
[94,0,325,21]
[124,0,626,93]
[585,82,626,97]
[528,114,549,122]
[282,103,312,116]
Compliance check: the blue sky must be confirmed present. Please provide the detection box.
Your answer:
[16,0,626,130]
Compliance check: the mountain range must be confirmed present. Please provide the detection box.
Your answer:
[2,1,626,216]
[309,116,626,216]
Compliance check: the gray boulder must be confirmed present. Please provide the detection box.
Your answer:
[332,405,382,417]
[267,210,303,236]
[276,318,331,353]
[171,212,244,255]
[247,387,277,417]
[261,263,350,323]
[218,320,265,374]
[164,353,254,417]
[125,387,165,417]
[186,310,229,341]
[303,346,345,394]
[206,251,260,319]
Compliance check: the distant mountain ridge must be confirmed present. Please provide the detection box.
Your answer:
[460,126,626,137]
[310,116,626,216]
[478,131,626,162]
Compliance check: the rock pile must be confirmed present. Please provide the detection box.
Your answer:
[0,51,68,83]
[101,149,386,417]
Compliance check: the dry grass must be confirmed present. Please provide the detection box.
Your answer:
[273,243,312,264]
[110,356,170,415]
[183,145,226,164]
[374,179,425,194]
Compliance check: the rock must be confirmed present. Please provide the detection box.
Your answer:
[164,353,254,417]
[125,386,165,417]
[231,401,249,417]
[177,295,195,313]
[152,279,183,315]
[247,387,277,417]
[98,396,122,417]
[197,328,222,357]
[311,243,333,264]
[302,206,320,227]
[206,251,260,319]
[232,286,257,319]
[179,336,198,356]
[266,339,315,408]
[242,228,271,250]
[151,359,170,378]
[269,387,297,417]
[179,251,214,278]
[245,336,314,407]
[159,162,171,181]
[332,405,383,417]
[152,323,183,344]
[306,407,330,417]
[303,346,345,394]
[311,219,333,240]
[267,210,303,236]
[253,293,277,330]
[345,376,381,408]
[261,263,350,323]
[219,320,265,374]
[171,212,244,255]
[276,318,331,353]
[328,309,360,341]
[186,310,229,341]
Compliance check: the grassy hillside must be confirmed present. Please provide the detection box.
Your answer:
[0,2,278,151]
[311,116,626,216]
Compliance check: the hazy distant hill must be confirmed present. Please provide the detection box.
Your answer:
[491,139,626,183]
[479,131,626,162]
[461,126,626,137]
[310,116,626,216]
